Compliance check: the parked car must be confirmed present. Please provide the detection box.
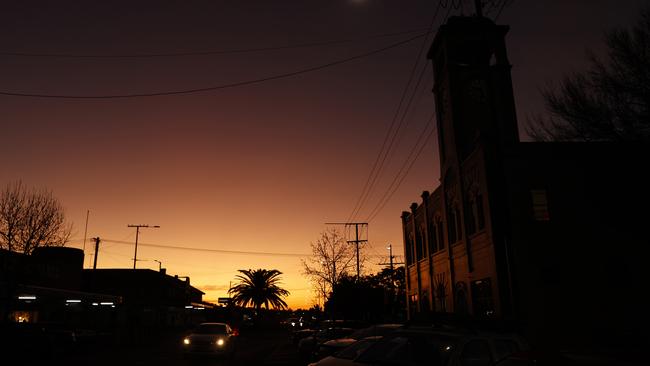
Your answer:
[313,324,404,360]
[308,336,383,366]
[181,322,238,358]
[292,328,319,345]
[291,319,363,345]
[307,324,538,366]
[298,326,356,359]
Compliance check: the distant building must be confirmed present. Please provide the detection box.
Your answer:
[401,16,650,349]
[0,247,120,326]
[82,268,207,328]
[0,246,209,331]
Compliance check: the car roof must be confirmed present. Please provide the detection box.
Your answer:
[391,325,529,345]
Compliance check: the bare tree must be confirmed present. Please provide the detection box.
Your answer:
[528,8,650,141]
[0,182,72,254]
[302,228,357,304]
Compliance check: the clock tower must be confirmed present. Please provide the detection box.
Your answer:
[422,15,521,318]
[428,15,519,166]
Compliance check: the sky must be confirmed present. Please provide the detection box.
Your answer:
[1,0,646,309]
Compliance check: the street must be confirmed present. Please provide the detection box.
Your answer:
[16,327,303,366]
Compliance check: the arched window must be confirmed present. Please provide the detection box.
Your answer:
[477,194,486,230]
[447,206,457,244]
[437,219,445,250]
[415,227,424,260]
[467,198,477,235]
[447,204,463,244]
[428,219,438,254]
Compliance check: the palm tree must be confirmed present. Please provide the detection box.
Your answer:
[228,269,290,312]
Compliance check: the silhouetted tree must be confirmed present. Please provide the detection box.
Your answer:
[325,267,407,322]
[228,269,290,312]
[0,181,72,254]
[326,275,382,321]
[528,8,650,141]
[367,267,406,290]
[301,228,358,306]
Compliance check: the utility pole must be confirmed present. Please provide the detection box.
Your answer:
[379,243,404,271]
[82,210,90,267]
[127,224,160,269]
[92,237,100,270]
[325,222,367,280]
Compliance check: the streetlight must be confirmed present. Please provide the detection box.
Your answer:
[127,224,160,269]
[153,259,162,271]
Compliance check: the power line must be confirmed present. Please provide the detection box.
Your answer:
[100,238,312,257]
[348,0,453,223]
[365,112,435,222]
[356,61,432,219]
[70,238,384,258]
[0,28,429,58]
[346,2,444,223]
[367,119,437,223]
[0,34,425,99]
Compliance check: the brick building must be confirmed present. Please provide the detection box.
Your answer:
[401,15,650,349]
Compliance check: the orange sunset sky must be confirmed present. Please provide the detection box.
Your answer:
[1,0,644,309]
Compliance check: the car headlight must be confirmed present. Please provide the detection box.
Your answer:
[216,338,225,346]
[183,338,190,345]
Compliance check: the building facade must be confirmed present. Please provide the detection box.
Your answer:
[402,15,650,349]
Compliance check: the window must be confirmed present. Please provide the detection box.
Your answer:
[416,228,424,260]
[455,210,463,240]
[357,334,458,366]
[471,278,495,318]
[477,195,485,230]
[428,221,438,253]
[467,200,477,235]
[447,208,457,244]
[434,273,448,312]
[437,221,445,250]
[531,189,550,221]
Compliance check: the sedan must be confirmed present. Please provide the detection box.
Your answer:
[182,322,238,358]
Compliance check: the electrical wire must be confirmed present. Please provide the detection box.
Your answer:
[365,115,435,222]
[355,61,431,220]
[367,119,436,223]
[0,28,429,58]
[0,34,425,99]
[94,238,384,258]
[100,238,311,257]
[345,1,444,223]
[348,1,455,223]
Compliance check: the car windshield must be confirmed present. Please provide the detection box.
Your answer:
[193,324,227,334]
[356,333,459,366]
[335,338,379,360]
